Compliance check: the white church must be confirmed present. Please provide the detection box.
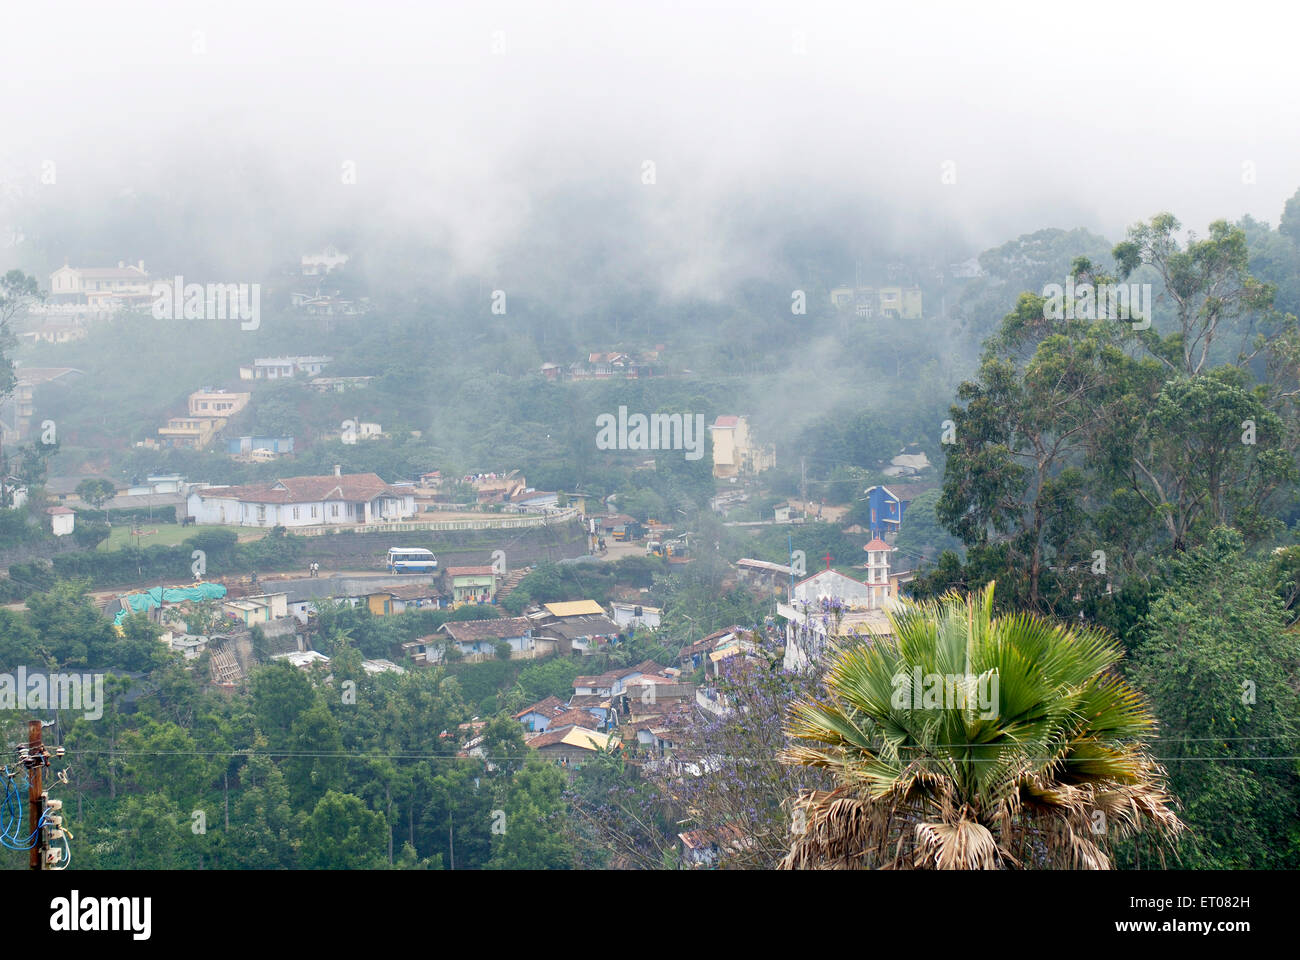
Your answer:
[779,538,897,671]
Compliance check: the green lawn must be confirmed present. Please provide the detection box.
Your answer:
[98,523,265,551]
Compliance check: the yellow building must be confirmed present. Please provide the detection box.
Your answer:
[709,415,775,479]
[158,417,225,449]
[830,285,922,319]
[189,389,250,418]
[879,286,923,319]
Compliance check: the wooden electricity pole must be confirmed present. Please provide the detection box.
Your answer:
[28,719,44,870]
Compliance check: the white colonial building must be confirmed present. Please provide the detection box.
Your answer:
[46,261,152,317]
[186,469,416,528]
[238,356,333,380]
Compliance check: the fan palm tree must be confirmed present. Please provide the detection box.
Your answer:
[780,582,1183,869]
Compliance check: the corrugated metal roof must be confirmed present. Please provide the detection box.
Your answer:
[543,599,605,618]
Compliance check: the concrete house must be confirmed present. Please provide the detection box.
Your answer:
[528,725,619,769]
[513,696,568,734]
[188,389,250,418]
[46,505,74,536]
[735,558,795,596]
[610,601,661,631]
[239,356,332,380]
[433,617,535,662]
[222,592,289,626]
[443,566,498,605]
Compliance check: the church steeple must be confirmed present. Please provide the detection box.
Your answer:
[863,537,893,607]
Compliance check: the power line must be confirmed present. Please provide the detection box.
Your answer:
[58,740,1300,763]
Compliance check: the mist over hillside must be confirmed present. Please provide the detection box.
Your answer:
[1,0,1298,889]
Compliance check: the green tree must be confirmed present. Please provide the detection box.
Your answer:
[301,790,388,869]
[1127,529,1300,868]
[1110,371,1293,549]
[936,291,1113,611]
[227,758,298,869]
[284,700,344,808]
[0,272,41,498]
[488,756,574,869]
[117,719,211,804]
[0,609,43,670]
[114,613,172,671]
[72,516,111,550]
[893,487,963,562]
[105,792,190,869]
[1276,186,1300,252]
[75,477,118,509]
[249,661,317,747]
[1113,213,1276,376]
[26,581,119,667]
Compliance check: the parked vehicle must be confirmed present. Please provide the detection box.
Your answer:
[387,547,437,572]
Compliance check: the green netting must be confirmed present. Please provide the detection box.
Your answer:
[113,582,228,626]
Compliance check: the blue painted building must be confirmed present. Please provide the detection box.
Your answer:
[863,485,907,535]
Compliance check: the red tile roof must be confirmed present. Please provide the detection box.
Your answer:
[513,696,567,720]
[567,694,611,710]
[387,584,438,600]
[573,673,619,688]
[195,473,406,504]
[546,708,603,730]
[679,626,748,658]
[678,824,747,850]
[864,538,893,552]
[439,617,532,643]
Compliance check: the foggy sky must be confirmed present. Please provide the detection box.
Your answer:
[3,0,1299,290]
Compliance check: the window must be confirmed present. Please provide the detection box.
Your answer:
[311,505,318,518]
[331,503,339,517]
[292,507,299,520]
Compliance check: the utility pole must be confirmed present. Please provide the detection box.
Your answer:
[28,719,45,870]
[800,457,807,520]
[788,531,795,601]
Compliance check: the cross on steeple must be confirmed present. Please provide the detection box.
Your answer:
[823,551,832,570]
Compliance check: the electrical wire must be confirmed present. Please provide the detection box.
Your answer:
[53,737,1300,764]
[51,830,70,870]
